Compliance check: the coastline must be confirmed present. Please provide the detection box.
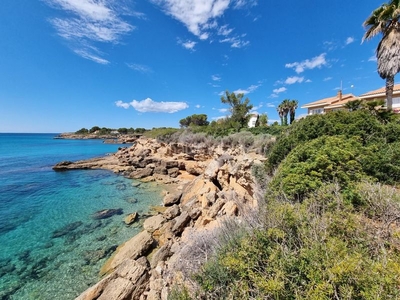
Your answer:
[55,136,266,300]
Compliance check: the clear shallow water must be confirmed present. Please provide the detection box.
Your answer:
[0,133,164,299]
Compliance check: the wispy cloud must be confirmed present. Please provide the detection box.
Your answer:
[368,55,377,62]
[273,87,287,94]
[178,39,197,50]
[126,63,152,73]
[233,0,258,9]
[212,75,221,81]
[74,48,109,64]
[285,53,327,74]
[233,84,260,95]
[218,24,233,36]
[323,77,332,81]
[116,98,188,113]
[151,0,230,39]
[270,87,287,98]
[266,103,275,108]
[285,76,304,85]
[45,0,136,63]
[345,36,355,45]
[152,0,254,48]
[219,36,249,48]
[323,40,337,51]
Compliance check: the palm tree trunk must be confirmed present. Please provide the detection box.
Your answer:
[386,76,394,110]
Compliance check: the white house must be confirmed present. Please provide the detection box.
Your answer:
[248,114,259,128]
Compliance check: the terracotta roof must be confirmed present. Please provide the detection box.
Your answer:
[360,83,400,98]
[301,93,357,109]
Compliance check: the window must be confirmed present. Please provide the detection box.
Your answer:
[310,108,323,115]
[392,97,400,105]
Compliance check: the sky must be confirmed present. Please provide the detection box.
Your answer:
[0,0,389,133]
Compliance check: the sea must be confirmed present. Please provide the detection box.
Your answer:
[0,133,165,300]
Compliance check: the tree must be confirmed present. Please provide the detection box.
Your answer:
[277,104,285,126]
[363,0,400,110]
[277,99,291,125]
[221,91,253,130]
[179,117,191,128]
[89,126,101,133]
[179,114,209,128]
[118,127,128,134]
[75,128,89,134]
[258,113,268,127]
[344,99,363,111]
[289,99,298,124]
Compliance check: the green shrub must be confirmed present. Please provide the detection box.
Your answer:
[193,183,400,299]
[266,110,390,172]
[269,135,370,202]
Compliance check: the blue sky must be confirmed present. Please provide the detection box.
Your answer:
[0,0,387,133]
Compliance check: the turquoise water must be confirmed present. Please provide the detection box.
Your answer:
[0,134,164,299]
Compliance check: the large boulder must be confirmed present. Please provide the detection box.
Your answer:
[163,192,182,206]
[76,259,149,300]
[100,231,154,275]
[124,212,138,225]
[129,166,154,179]
[143,215,166,233]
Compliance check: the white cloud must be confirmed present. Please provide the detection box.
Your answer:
[368,55,377,62]
[285,53,327,74]
[45,0,135,63]
[269,87,287,98]
[273,87,287,94]
[219,108,229,113]
[126,63,152,73]
[212,75,221,81]
[233,84,260,95]
[233,0,258,9]
[115,100,130,109]
[219,36,249,48]
[323,77,332,81]
[116,98,188,113]
[266,103,275,108]
[285,76,304,85]
[345,37,354,45]
[151,0,230,39]
[218,24,233,36]
[195,104,201,108]
[74,49,109,64]
[179,39,197,50]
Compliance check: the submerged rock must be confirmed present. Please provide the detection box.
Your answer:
[92,209,123,220]
[52,221,83,238]
[82,245,117,265]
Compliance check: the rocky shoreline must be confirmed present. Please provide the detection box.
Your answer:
[54,133,140,144]
[54,136,266,300]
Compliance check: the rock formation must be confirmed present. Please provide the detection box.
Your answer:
[57,136,266,300]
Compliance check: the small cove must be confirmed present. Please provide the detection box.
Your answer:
[0,134,165,299]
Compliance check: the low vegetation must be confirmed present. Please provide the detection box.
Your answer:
[169,109,400,300]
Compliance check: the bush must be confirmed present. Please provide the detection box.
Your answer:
[269,135,370,202]
[193,183,400,299]
[266,110,389,172]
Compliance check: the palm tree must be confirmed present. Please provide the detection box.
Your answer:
[277,100,289,125]
[363,0,400,110]
[277,104,284,125]
[289,99,298,124]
